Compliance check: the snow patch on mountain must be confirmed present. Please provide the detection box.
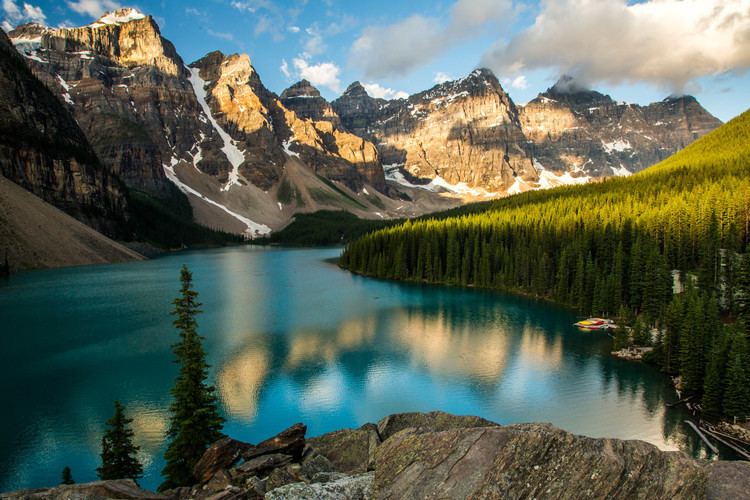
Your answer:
[187,66,244,192]
[163,160,270,237]
[282,138,300,158]
[602,139,632,154]
[384,164,498,197]
[90,9,146,28]
[55,75,74,105]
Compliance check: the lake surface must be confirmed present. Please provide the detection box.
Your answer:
[0,246,709,491]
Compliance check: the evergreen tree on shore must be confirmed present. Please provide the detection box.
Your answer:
[61,466,74,485]
[97,401,143,482]
[160,265,224,491]
[724,333,750,420]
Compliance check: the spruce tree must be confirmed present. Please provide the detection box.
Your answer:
[160,265,224,491]
[737,253,750,335]
[61,466,74,485]
[97,401,143,482]
[702,340,725,419]
[723,332,750,420]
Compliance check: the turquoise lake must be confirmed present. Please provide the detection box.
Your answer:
[0,246,709,491]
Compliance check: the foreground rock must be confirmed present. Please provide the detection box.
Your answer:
[1,479,165,499]
[4,412,749,499]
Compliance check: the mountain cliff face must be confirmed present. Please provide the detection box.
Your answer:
[0,27,126,236]
[7,12,401,237]
[334,70,538,193]
[8,10,216,196]
[190,53,384,193]
[333,72,720,193]
[519,76,723,177]
[5,9,722,238]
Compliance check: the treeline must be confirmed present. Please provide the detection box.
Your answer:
[341,109,750,420]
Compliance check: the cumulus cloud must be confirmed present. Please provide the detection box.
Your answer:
[350,0,513,79]
[292,57,341,93]
[66,0,120,18]
[231,0,287,42]
[2,0,46,30]
[303,25,325,57]
[511,75,527,89]
[481,0,750,92]
[362,82,409,100]
[433,72,453,84]
[280,58,291,79]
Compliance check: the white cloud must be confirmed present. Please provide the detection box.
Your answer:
[481,0,750,92]
[66,0,120,18]
[292,57,341,93]
[511,75,527,89]
[433,72,453,84]
[303,25,325,56]
[2,0,46,29]
[207,29,234,41]
[362,82,409,100]
[231,0,286,42]
[280,58,291,78]
[350,0,513,79]
[288,25,300,33]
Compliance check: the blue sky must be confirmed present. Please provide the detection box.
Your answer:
[3,0,750,121]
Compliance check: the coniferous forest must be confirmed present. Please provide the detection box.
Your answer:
[341,109,750,421]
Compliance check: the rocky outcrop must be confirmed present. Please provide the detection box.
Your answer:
[1,479,165,499]
[376,411,498,441]
[265,472,374,500]
[519,76,723,177]
[334,70,537,193]
[7,412,748,499]
[0,27,127,236]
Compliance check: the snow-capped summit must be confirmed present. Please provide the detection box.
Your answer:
[89,8,146,28]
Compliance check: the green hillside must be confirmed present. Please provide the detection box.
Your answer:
[341,109,750,420]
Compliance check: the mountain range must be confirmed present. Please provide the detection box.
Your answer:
[0,8,722,266]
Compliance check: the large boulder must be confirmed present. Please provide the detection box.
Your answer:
[306,424,380,473]
[1,479,166,499]
[193,437,252,483]
[376,411,498,441]
[374,423,718,499]
[242,423,307,462]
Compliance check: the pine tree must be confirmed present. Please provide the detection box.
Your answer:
[737,253,750,335]
[702,338,726,420]
[97,401,143,482]
[61,466,74,485]
[724,332,750,420]
[160,265,224,491]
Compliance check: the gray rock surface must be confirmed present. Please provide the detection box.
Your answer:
[0,479,165,499]
[376,410,498,441]
[373,423,735,499]
[3,413,749,500]
[264,472,374,500]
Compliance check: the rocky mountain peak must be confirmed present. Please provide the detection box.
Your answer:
[89,7,146,28]
[416,67,503,105]
[542,75,613,106]
[342,81,369,98]
[280,79,322,99]
[7,22,46,37]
